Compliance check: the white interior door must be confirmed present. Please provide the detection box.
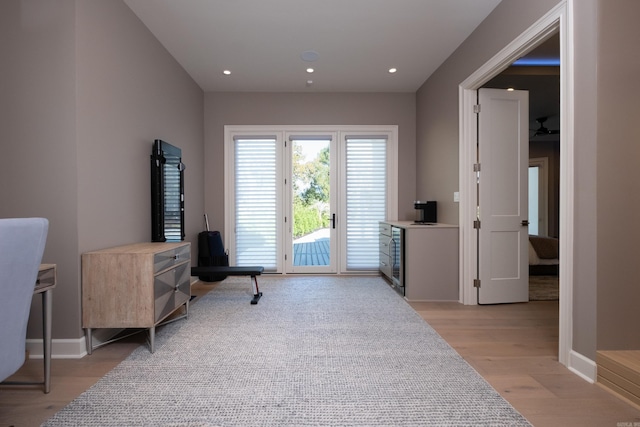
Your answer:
[477,88,529,304]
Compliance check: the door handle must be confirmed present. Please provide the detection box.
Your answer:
[332,213,336,229]
[521,220,530,226]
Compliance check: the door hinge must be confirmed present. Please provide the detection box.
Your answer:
[474,279,481,288]
[473,163,481,172]
[473,220,481,229]
[473,104,481,114]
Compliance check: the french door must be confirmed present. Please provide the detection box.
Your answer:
[224,126,397,274]
[286,133,338,273]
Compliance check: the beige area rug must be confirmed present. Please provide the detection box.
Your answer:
[529,275,559,301]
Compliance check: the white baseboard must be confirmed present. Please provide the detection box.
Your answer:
[568,349,597,383]
[26,337,87,359]
[26,328,139,359]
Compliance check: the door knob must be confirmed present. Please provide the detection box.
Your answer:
[521,220,530,226]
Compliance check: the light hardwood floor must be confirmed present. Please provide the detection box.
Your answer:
[2,281,640,426]
[410,300,640,427]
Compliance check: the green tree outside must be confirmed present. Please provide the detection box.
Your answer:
[293,143,330,238]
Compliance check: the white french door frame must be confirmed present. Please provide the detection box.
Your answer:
[285,131,338,274]
[224,125,398,275]
[459,1,574,368]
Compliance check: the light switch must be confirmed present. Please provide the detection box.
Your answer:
[454,192,460,202]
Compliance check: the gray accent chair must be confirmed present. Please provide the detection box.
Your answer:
[0,218,49,383]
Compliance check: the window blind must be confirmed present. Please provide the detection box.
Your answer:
[163,158,183,241]
[234,138,278,269]
[345,137,387,270]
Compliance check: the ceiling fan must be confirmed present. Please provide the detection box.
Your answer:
[531,116,560,137]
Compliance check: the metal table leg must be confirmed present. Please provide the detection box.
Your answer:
[42,289,52,393]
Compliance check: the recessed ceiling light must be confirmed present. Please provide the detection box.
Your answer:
[388,68,397,74]
[223,70,231,75]
[306,80,313,87]
[306,68,314,73]
[507,87,515,91]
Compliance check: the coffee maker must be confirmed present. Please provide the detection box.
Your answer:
[414,201,437,224]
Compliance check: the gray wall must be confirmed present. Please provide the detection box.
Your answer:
[0,0,204,343]
[75,0,204,255]
[1,0,81,340]
[572,0,599,359]
[203,92,417,239]
[596,0,640,350]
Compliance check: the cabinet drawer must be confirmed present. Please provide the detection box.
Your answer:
[379,239,391,256]
[379,255,392,279]
[379,222,391,237]
[154,244,190,273]
[36,266,56,291]
[154,261,191,322]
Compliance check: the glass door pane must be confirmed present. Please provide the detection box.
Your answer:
[234,137,280,270]
[288,136,336,273]
[344,137,387,270]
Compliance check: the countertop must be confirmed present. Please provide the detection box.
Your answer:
[381,220,459,229]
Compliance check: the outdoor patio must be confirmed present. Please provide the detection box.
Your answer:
[293,228,329,266]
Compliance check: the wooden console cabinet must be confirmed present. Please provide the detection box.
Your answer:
[82,242,191,353]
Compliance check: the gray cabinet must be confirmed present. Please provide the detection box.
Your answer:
[379,221,458,301]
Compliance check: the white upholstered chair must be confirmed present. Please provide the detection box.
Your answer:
[0,218,48,382]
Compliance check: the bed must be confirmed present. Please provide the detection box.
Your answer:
[529,235,559,276]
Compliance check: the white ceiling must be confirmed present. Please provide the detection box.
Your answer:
[123,0,502,93]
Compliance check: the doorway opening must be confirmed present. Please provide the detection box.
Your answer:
[480,41,561,305]
[459,2,574,367]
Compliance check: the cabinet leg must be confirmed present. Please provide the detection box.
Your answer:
[85,328,93,355]
[148,327,155,353]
